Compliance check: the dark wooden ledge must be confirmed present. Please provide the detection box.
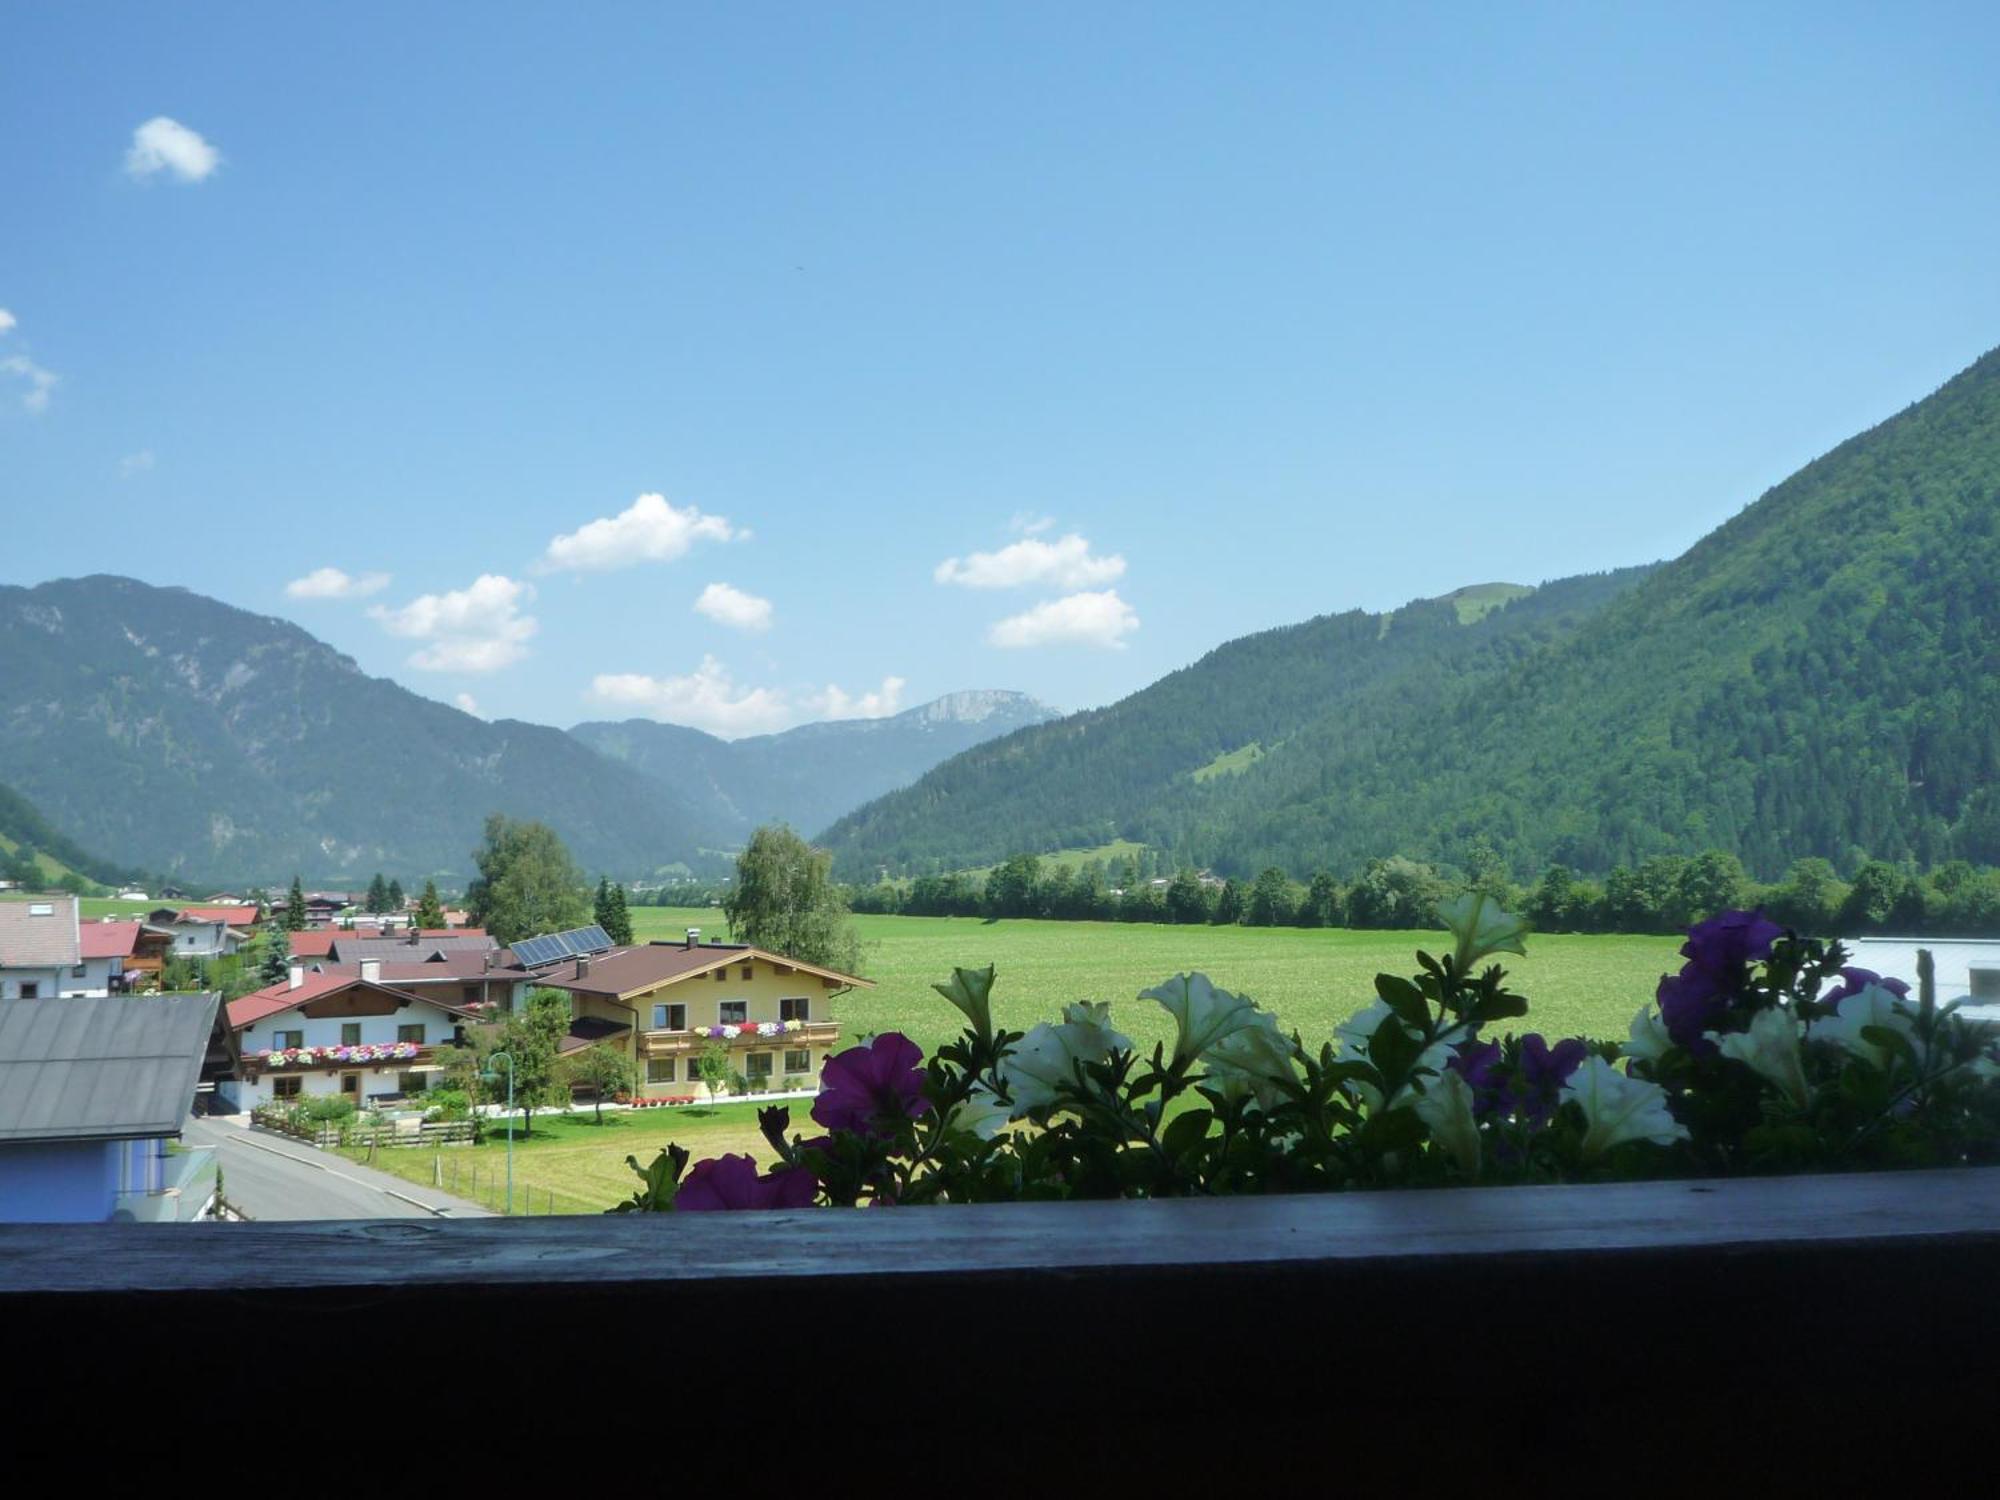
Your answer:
[7,1170,1999,1471]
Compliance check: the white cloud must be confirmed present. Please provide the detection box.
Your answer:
[809,675,907,721]
[0,309,15,335]
[935,532,1126,591]
[1008,512,1057,536]
[539,493,738,573]
[118,450,156,478]
[285,567,391,601]
[454,693,481,717]
[369,574,538,673]
[125,117,220,182]
[987,589,1139,649]
[693,582,774,633]
[588,657,792,738]
[0,355,56,413]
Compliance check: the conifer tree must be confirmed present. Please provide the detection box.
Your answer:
[284,876,308,933]
[414,879,447,930]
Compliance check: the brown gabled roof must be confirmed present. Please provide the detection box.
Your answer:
[227,972,485,1031]
[311,958,531,985]
[526,942,873,1001]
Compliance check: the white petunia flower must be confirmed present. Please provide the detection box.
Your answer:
[1414,1069,1482,1177]
[1437,891,1530,969]
[1199,1012,1298,1111]
[1141,973,1273,1064]
[1334,1000,1453,1112]
[997,1003,1132,1117]
[1710,1007,1811,1110]
[943,1084,1010,1141]
[1814,983,1917,1072]
[1562,1057,1689,1160]
[933,965,998,1041]
[1624,1006,1675,1064]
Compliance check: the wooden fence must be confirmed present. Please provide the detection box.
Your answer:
[251,1106,474,1149]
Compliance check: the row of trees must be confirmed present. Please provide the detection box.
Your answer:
[848,848,2000,938]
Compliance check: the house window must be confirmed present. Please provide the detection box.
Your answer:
[398,1024,426,1044]
[341,1023,363,1046]
[740,964,753,980]
[784,1049,811,1074]
[719,1001,747,1025]
[272,1075,302,1099]
[745,1052,773,1080]
[652,1002,686,1031]
[713,969,726,982]
[275,1029,304,1049]
[397,1072,426,1095]
[18,982,38,1000]
[1971,968,2000,1000]
[780,997,810,1023]
[646,1058,676,1084]
[72,965,87,978]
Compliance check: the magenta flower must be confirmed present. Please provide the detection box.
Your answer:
[811,1033,932,1138]
[1822,967,1910,1012]
[675,1153,816,1211]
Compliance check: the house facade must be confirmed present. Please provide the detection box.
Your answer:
[220,966,481,1113]
[526,931,868,1097]
[1840,937,2000,1024]
[0,896,114,999]
[150,909,250,960]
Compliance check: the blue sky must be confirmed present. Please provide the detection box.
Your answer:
[4,3,1998,734]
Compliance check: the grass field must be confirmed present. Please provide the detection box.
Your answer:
[335,908,1686,1215]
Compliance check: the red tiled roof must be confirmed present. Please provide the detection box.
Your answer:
[226,972,487,1030]
[178,905,261,927]
[79,921,141,961]
[288,931,339,958]
[419,927,484,937]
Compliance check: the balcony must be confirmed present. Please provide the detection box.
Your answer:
[247,1043,436,1074]
[112,1146,217,1224]
[641,1020,840,1056]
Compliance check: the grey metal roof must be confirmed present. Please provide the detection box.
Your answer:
[0,993,220,1144]
[0,896,81,969]
[331,936,497,964]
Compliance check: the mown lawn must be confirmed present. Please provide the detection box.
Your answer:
[343,909,1686,1215]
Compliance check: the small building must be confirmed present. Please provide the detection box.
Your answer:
[0,991,221,1223]
[1839,937,2000,1024]
[219,965,483,1113]
[0,896,115,999]
[79,919,171,994]
[149,908,251,960]
[524,927,870,1097]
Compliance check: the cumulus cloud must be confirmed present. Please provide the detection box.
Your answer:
[285,567,390,601]
[588,657,792,738]
[370,574,538,673]
[1008,512,1057,536]
[0,355,56,413]
[808,675,907,721]
[0,309,15,335]
[454,693,481,717]
[693,582,774,633]
[987,589,1139,649]
[539,493,738,573]
[935,532,1126,591]
[125,117,220,182]
[118,450,156,478]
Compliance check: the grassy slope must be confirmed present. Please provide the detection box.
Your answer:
[349,907,1682,1214]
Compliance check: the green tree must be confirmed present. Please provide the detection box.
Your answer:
[283,876,307,933]
[1245,867,1297,927]
[387,878,405,911]
[1677,850,1747,924]
[1164,869,1211,924]
[605,883,633,945]
[1767,858,1845,935]
[1345,857,1446,929]
[562,1043,636,1124]
[1212,879,1245,925]
[465,815,591,945]
[695,1039,734,1103]
[414,879,447,930]
[492,988,573,1136]
[364,873,387,914]
[983,853,1043,919]
[1839,861,1918,935]
[256,921,292,988]
[1300,871,1342,928]
[721,825,862,974]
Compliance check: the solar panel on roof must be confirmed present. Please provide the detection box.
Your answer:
[572,925,614,954]
[514,934,568,967]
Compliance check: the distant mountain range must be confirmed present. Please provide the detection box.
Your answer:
[0,575,1054,883]
[823,345,2000,882]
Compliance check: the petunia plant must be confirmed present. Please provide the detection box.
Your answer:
[615,905,2000,1213]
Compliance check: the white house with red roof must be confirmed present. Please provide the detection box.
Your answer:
[217,963,483,1113]
[150,904,257,960]
[0,896,135,999]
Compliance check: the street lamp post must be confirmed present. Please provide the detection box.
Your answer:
[482,1051,515,1215]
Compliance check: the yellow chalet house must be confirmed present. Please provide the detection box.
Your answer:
[525,926,870,1096]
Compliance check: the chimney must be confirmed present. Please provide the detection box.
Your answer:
[287,963,304,991]
[575,956,589,979]
[407,926,419,945]
[361,958,381,984]
[686,927,701,949]
[483,951,494,973]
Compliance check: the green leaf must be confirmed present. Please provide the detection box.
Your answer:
[1162,1109,1215,1159]
[1374,974,1430,1030]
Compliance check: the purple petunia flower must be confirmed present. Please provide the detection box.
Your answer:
[1448,1040,1504,1117]
[1679,910,1784,985]
[1506,1034,1590,1126]
[1656,968,1724,1050]
[811,1033,932,1139]
[675,1153,816,1211]
[1821,967,1911,1013]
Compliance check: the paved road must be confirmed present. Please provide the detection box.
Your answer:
[183,1116,494,1221]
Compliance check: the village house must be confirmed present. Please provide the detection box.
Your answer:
[523,926,869,1096]
[0,896,124,999]
[80,919,172,993]
[0,991,221,1223]
[150,904,259,959]
[297,930,530,1016]
[217,963,484,1113]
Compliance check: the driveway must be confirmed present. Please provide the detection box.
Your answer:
[183,1116,495,1221]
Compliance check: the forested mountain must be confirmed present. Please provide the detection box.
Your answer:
[0,782,134,887]
[0,577,734,883]
[825,345,2000,883]
[571,689,1059,842]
